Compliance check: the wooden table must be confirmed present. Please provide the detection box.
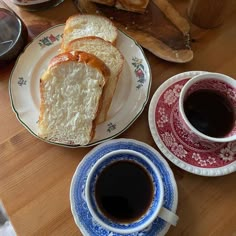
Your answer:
[0,0,236,235]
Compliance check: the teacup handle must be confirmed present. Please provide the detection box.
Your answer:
[158,207,179,226]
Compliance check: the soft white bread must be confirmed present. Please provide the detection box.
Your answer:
[38,51,110,145]
[65,36,124,124]
[61,14,118,50]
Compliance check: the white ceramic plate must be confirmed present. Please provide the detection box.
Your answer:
[9,24,151,147]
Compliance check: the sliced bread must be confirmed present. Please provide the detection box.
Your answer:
[38,51,110,145]
[61,14,118,50]
[115,0,149,13]
[88,0,149,13]
[66,36,124,123]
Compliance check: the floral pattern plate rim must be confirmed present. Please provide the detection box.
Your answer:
[9,24,151,147]
[70,138,178,236]
[148,71,236,176]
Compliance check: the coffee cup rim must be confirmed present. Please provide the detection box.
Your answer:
[179,72,236,143]
[85,149,164,234]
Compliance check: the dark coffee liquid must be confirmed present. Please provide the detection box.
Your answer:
[95,160,154,223]
[184,89,235,137]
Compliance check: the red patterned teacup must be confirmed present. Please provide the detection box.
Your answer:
[179,72,236,143]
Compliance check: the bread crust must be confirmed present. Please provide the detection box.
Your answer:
[115,0,149,13]
[89,0,149,13]
[48,50,110,78]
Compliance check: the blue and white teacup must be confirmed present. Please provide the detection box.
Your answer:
[85,149,178,234]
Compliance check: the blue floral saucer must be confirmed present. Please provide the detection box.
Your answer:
[70,139,178,236]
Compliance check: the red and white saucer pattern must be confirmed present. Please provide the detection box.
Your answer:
[149,71,236,176]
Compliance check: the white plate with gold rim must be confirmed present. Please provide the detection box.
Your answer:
[9,24,151,147]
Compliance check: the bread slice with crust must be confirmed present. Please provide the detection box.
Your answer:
[115,0,149,13]
[39,51,110,146]
[65,36,124,124]
[61,14,118,51]
[88,0,149,13]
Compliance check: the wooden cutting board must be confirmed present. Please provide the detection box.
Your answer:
[73,0,193,63]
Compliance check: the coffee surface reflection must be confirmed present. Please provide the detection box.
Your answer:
[184,89,235,138]
[95,160,154,223]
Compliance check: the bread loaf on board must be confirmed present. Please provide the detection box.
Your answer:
[89,0,149,13]
[38,51,110,145]
[115,0,149,13]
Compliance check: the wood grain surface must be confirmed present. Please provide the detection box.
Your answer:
[75,0,193,63]
[187,0,231,29]
[0,0,236,236]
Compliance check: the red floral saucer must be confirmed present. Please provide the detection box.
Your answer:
[148,71,236,176]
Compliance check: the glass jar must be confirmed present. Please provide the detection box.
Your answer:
[10,0,64,11]
[0,3,28,65]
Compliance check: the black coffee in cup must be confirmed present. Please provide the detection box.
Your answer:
[184,89,235,137]
[95,160,154,223]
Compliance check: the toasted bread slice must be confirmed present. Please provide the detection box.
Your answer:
[61,14,118,50]
[66,36,124,123]
[39,51,110,145]
[115,0,149,13]
[88,0,149,13]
